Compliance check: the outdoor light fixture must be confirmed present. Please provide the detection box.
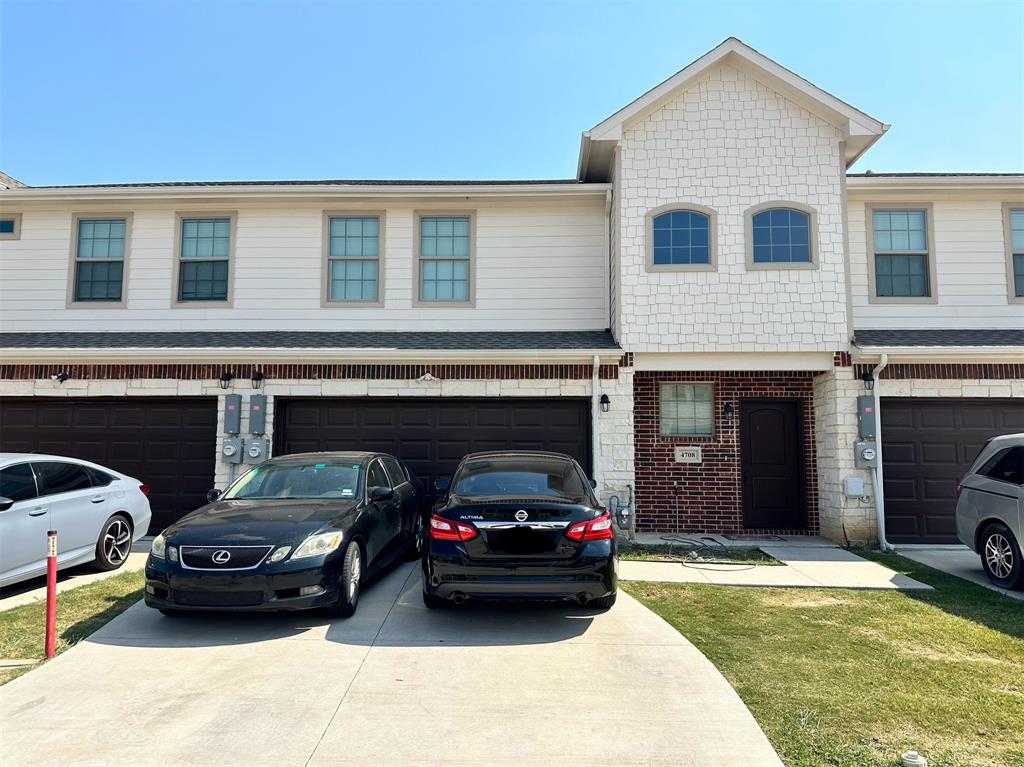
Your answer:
[860,372,875,391]
[723,402,735,419]
[251,371,265,390]
[599,394,611,413]
[219,371,236,390]
[54,371,71,384]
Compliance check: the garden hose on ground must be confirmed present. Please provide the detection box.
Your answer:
[655,535,759,571]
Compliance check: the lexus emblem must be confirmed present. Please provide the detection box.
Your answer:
[514,510,529,522]
[211,549,232,564]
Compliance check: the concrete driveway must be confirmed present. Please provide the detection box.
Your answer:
[0,563,781,767]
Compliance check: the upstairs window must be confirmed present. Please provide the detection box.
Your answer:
[650,209,712,267]
[418,215,472,303]
[178,216,232,302]
[871,208,932,299]
[0,213,20,240]
[750,207,813,265]
[74,217,128,302]
[1008,207,1024,300]
[327,216,381,303]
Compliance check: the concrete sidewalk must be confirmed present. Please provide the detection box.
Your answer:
[896,545,1024,602]
[0,563,783,767]
[620,545,932,590]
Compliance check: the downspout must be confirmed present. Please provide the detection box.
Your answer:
[591,354,602,494]
[871,353,891,551]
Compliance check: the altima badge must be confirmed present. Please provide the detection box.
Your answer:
[212,549,232,564]
[514,510,529,522]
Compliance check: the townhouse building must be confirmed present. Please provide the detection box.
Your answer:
[1,38,1021,543]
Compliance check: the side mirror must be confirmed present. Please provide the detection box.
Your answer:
[370,486,394,502]
[590,478,597,489]
[434,478,451,493]
[0,497,14,512]
[207,489,222,503]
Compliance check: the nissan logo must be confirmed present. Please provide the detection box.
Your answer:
[514,510,529,522]
[211,549,232,564]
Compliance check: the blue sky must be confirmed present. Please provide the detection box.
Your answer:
[2,1,1021,185]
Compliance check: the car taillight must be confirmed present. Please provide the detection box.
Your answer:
[566,512,614,542]
[429,514,478,541]
[139,484,150,497]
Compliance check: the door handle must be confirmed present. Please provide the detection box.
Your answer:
[28,507,48,517]
[90,496,106,504]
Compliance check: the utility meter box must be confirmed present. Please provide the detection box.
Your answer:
[854,441,879,469]
[249,395,268,436]
[843,475,866,497]
[857,395,877,440]
[222,438,243,464]
[224,394,243,436]
[245,438,270,464]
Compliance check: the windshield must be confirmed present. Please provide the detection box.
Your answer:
[452,457,589,499]
[223,462,361,500]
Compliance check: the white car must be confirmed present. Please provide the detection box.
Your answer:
[0,453,152,588]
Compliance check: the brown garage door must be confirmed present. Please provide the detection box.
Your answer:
[0,398,217,533]
[882,398,1024,544]
[275,398,591,496]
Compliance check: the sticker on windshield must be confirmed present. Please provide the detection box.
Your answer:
[315,463,326,468]
[341,488,355,497]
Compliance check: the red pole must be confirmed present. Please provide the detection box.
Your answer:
[45,530,57,660]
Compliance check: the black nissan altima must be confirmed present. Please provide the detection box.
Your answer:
[144,452,422,617]
[422,451,618,608]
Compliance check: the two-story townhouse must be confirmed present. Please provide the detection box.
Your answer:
[1,38,1021,543]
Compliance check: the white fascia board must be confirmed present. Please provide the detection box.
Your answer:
[847,175,1024,193]
[0,183,612,204]
[0,347,624,364]
[633,351,836,372]
[851,346,1024,361]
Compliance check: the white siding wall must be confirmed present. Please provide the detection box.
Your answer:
[617,63,849,352]
[848,194,1024,329]
[0,199,609,332]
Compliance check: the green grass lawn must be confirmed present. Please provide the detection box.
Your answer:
[623,551,1024,767]
[618,540,779,565]
[0,570,144,686]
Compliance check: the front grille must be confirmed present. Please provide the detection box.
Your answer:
[174,590,263,607]
[180,545,272,570]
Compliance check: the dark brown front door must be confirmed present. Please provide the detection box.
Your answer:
[0,397,217,532]
[274,398,591,499]
[740,399,804,530]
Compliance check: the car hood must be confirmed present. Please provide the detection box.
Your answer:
[161,498,358,546]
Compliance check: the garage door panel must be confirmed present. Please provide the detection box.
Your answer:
[0,398,216,534]
[275,398,591,496]
[882,397,1020,544]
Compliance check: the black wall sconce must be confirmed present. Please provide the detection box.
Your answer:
[723,402,735,420]
[599,393,611,413]
[860,372,875,391]
[251,371,265,390]
[219,371,236,390]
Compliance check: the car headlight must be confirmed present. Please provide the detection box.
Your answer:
[292,532,343,560]
[151,534,166,559]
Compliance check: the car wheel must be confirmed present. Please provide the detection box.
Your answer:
[94,514,133,571]
[327,541,362,618]
[589,591,617,609]
[980,522,1023,590]
[404,515,425,561]
[422,587,449,609]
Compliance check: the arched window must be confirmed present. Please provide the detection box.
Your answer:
[751,207,813,264]
[651,209,712,266]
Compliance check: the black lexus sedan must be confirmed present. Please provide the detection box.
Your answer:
[422,451,617,608]
[144,452,422,617]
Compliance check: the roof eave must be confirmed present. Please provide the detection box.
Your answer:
[851,345,1024,361]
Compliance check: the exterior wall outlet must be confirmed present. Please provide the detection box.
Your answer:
[843,475,866,497]
[245,438,270,464]
[854,441,878,469]
[221,438,243,464]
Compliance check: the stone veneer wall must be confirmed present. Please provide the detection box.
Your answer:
[633,370,818,535]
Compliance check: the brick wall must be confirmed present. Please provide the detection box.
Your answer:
[633,370,818,534]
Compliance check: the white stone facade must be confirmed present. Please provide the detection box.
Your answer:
[617,64,848,352]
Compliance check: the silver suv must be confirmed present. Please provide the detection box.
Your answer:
[956,433,1024,590]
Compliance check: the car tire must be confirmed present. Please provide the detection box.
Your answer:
[326,541,362,618]
[589,591,617,609]
[94,514,133,572]
[422,588,449,609]
[980,522,1023,590]
[404,515,425,562]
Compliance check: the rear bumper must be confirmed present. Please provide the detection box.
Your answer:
[423,542,617,602]
[143,556,341,612]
